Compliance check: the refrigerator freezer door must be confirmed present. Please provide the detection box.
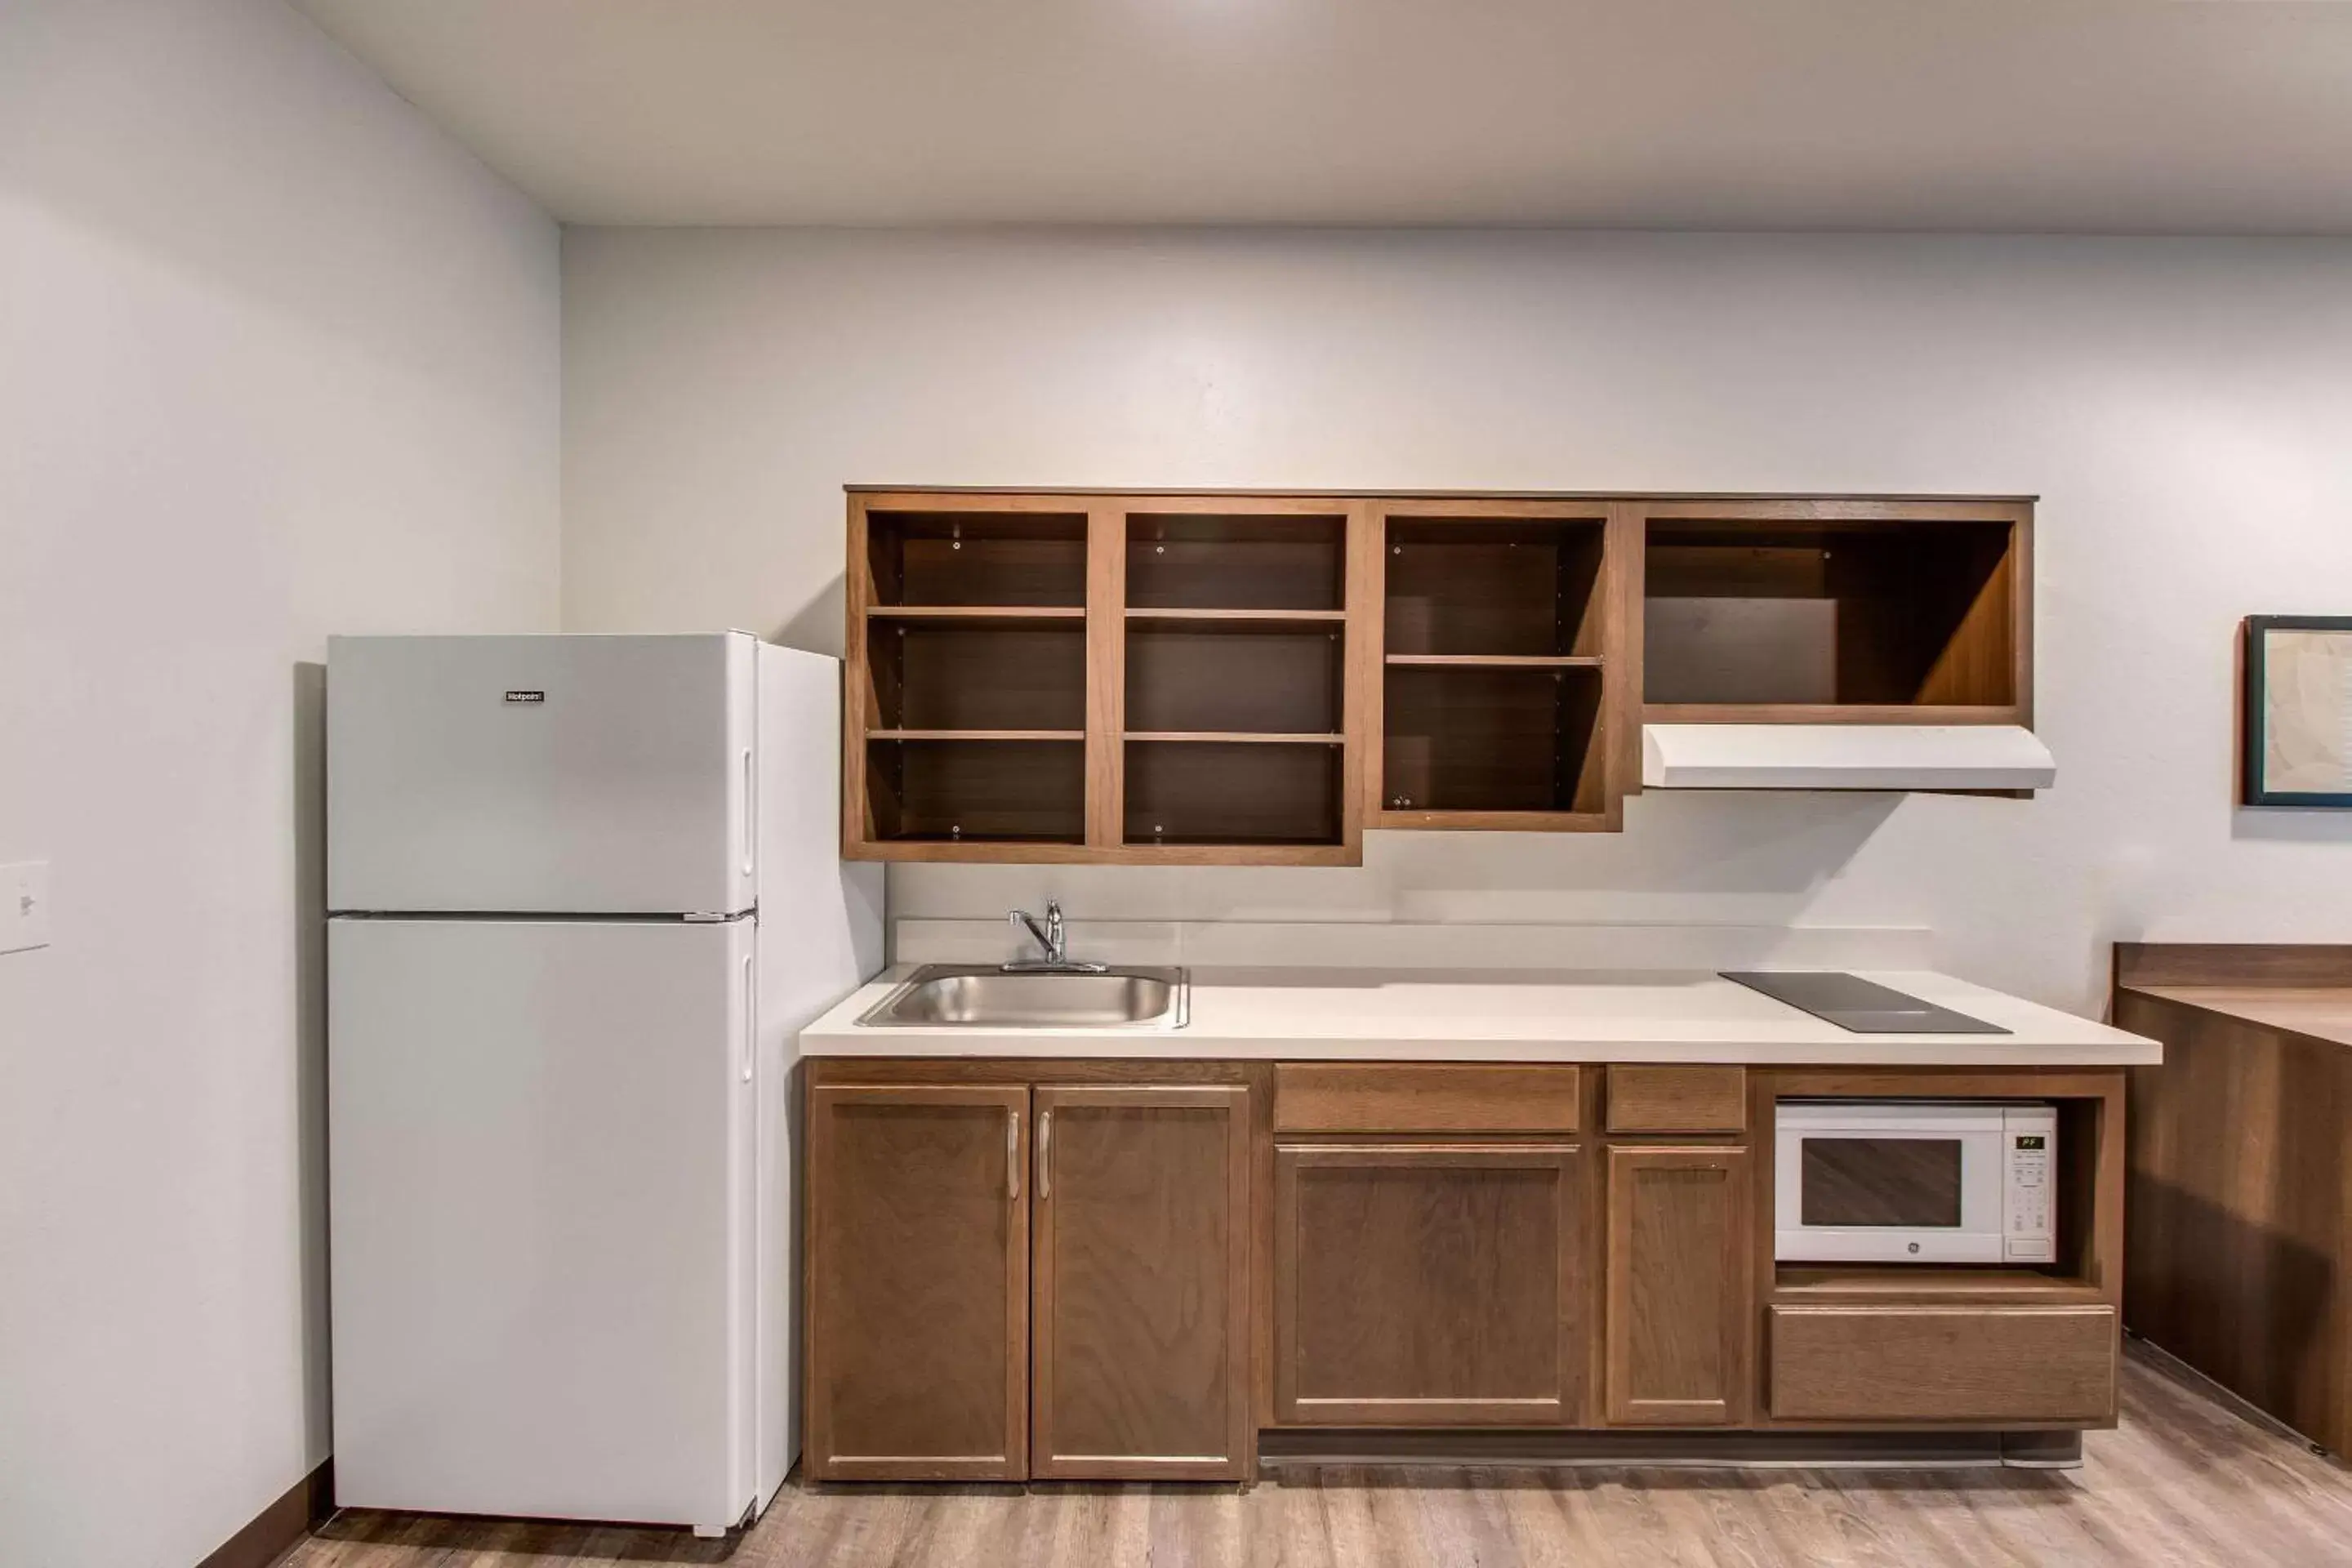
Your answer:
[329,916,755,1530]
[327,634,757,915]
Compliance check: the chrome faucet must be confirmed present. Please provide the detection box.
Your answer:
[1004,899,1107,973]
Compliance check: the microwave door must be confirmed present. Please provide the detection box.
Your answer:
[1798,1135,1968,1231]
[1775,1107,2007,1263]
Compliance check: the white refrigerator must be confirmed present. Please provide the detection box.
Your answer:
[325,633,882,1535]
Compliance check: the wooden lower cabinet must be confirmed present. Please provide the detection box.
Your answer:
[1606,1144,1753,1425]
[804,1060,2126,1477]
[804,1084,1030,1481]
[1031,1086,1251,1479]
[804,1076,1250,1481]
[1273,1143,1588,1425]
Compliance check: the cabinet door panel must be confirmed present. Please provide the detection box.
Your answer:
[1606,1145,1753,1426]
[1275,1143,1586,1426]
[805,1085,1029,1480]
[1032,1086,1250,1479]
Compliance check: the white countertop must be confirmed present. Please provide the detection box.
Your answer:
[803,967,2162,1067]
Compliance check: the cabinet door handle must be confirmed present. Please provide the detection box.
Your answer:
[1039,1108,1053,1200]
[1006,1109,1020,1200]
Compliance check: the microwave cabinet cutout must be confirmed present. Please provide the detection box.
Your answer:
[2243,615,2352,808]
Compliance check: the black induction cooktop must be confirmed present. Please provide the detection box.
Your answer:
[1722,971,2010,1035]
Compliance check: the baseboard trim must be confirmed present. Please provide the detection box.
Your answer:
[194,1459,332,1568]
[1258,1428,2041,1470]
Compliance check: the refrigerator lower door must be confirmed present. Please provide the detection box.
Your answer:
[329,916,755,1531]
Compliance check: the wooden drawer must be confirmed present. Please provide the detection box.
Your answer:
[1769,1305,2117,1423]
[1274,1064,1582,1134]
[1606,1067,1745,1134]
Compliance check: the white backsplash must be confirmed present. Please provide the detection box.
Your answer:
[895,918,1937,974]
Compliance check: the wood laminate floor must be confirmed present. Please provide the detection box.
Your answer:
[283,1349,2352,1567]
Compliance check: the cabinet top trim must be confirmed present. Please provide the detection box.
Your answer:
[848,485,2040,504]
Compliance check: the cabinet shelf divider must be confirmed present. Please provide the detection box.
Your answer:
[866,729,1085,742]
[1126,608,1347,624]
[867,605,1087,621]
[1125,731,1344,745]
[1384,653,1603,668]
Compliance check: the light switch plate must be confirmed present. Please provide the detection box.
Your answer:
[1,862,51,954]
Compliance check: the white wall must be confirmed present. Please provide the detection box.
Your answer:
[561,227,2352,1012]
[0,3,559,1564]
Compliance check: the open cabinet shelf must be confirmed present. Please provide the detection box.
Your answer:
[1126,621,1345,737]
[862,736,1086,846]
[1639,502,2027,721]
[1384,516,1607,658]
[1127,512,1348,612]
[1112,505,1361,858]
[1371,505,1625,830]
[865,616,1088,733]
[865,507,1089,608]
[1383,663,1608,819]
[1124,737,1345,848]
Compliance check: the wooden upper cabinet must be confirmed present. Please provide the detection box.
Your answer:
[847,496,1092,859]
[1633,497,2033,727]
[1605,1144,1753,1426]
[845,491,1369,864]
[841,489,2037,860]
[1106,501,1369,865]
[1370,500,1636,832]
[804,1084,1031,1481]
[1273,1143,1589,1426]
[1030,1086,1251,1479]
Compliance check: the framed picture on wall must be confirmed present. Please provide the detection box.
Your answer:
[2243,615,2352,807]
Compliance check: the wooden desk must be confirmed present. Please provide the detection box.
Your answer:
[2116,942,2352,1454]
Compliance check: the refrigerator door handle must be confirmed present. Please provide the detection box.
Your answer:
[741,953,755,1084]
[740,747,755,880]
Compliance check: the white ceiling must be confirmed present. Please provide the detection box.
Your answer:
[296,0,2352,232]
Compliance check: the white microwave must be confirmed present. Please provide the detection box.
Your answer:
[1775,1101,2056,1265]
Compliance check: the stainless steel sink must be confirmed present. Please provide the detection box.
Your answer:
[858,964,1188,1029]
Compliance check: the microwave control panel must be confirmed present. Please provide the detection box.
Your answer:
[2002,1109,2057,1263]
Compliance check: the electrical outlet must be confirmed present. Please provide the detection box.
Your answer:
[1,862,50,955]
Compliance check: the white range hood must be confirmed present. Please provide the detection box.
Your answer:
[1642,724,2056,792]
